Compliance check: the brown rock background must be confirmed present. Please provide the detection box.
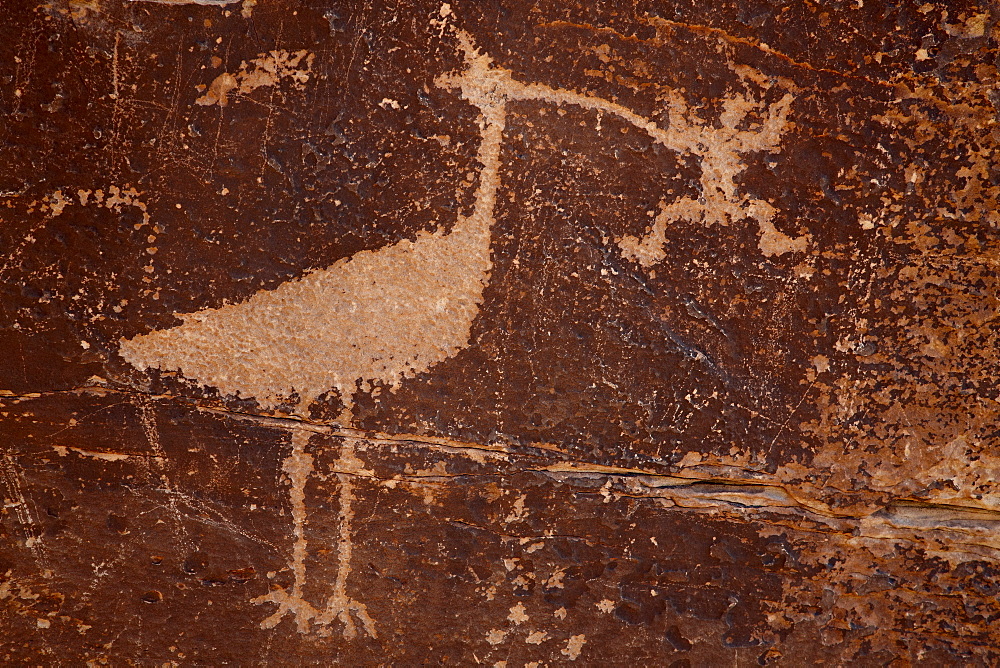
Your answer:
[2,0,1000,663]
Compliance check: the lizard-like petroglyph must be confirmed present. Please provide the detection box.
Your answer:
[118,28,800,639]
[614,90,804,265]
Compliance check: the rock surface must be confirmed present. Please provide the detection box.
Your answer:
[2,0,1000,663]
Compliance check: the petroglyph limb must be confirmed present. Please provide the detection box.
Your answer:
[252,431,376,638]
[315,437,376,639]
[252,430,317,633]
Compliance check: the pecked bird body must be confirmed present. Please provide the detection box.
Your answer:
[118,216,495,411]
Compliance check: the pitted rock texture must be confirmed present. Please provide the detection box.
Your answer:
[3,0,1000,664]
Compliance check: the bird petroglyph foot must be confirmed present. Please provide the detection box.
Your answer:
[251,587,376,639]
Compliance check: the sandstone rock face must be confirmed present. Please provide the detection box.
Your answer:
[3,0,1000,664]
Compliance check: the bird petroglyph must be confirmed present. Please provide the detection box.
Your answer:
[118,28,801,639]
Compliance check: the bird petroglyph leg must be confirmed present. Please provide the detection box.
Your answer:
[251,431,377,638]
[314,438,376,639]
[251,429,322,633]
